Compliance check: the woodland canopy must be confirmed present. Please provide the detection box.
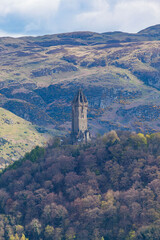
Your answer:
[0,131,160,239]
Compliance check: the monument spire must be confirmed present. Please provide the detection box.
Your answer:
[71,89,90,143]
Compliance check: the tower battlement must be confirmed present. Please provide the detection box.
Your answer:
[71,89,90,143]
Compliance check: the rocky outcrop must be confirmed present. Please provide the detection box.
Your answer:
[3,100,54,126]
[31,64,78,77]
[117,105,160,121]
[80,58,106,68]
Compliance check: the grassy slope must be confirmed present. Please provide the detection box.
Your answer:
[0,107,48,167]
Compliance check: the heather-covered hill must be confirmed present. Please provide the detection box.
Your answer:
[0,25,160,136]
[1,131,160,239]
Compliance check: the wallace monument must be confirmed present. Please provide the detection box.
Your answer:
[71,89,91,143]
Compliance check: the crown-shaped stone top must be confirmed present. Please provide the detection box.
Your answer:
[72,89,88,105]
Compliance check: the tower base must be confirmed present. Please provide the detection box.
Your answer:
[71,130,91,144]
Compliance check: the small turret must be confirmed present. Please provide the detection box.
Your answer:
[71,89,90,143]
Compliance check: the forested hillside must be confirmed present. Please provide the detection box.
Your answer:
[0,131,160,239]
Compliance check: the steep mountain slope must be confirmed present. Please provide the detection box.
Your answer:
[0,25,160,135]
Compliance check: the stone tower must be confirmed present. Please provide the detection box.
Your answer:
[71,89,90,143]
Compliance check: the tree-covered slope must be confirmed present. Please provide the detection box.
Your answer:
[1,131,160,239]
